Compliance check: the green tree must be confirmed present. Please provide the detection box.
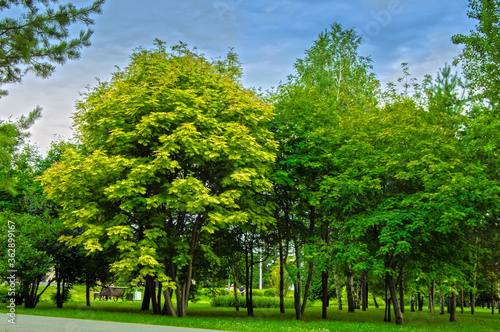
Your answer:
[452,0,500,106]
[0,0,105,96]
[0,108,41,195]
[40,41,277,317]
[271,22,378,320]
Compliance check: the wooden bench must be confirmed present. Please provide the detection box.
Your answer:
[94,287,127,301]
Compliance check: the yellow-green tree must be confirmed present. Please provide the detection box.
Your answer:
[40,41,276,317]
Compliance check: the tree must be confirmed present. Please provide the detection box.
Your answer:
[270,22,378,320]
[0,108,41,195]
[0,0,105,96]
[40,41,277,317]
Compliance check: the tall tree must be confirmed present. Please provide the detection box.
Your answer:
[40,41,276,317]
[0,0,105,96]
[271,22,378,320]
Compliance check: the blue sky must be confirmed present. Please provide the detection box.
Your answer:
[0,0,475,154]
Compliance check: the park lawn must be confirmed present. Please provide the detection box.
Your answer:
[1,288,499,332]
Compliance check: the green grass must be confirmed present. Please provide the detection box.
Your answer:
[1,285,499,331]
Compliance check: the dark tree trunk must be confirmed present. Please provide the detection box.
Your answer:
[322,271,328,318]
[461,287,464,314]
[245,239,255,318]
[384,278,389,322]
[417,288,421,311]
[470,290,475,315]
[356,279,361,309]
[373,293,379,308]
[411,295,415,312]
[142,279,151,311]
[300,260,314,318]
[162,289,176,316]
[157,282,162,313]
[346,267,355,313]
[279,235,285,314]
[450,290,457,321]
[439,292,445,315]
[398,271,404,314]
[361,271,367,311]
[430,281,435,314]
[232,260,240,312]
[85,274,91,307]
[387,273,403,325]
[56,277,62,308]
[491,272,495,315]
[147,276,159,315]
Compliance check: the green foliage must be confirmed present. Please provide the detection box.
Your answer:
[452,0,500,105]
[50,287,73,304]
[202,288,229,299]
[0,108,42,195]
[210,295,297,308]
[0,0,105,96]
[40,41,277,316]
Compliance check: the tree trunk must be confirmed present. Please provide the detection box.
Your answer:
[231,257,241,312]
[387,273,403,325]
[398,270,404,314]
[346,267,355,313]
[300,260,314,318]
[356,279,361,309]
[157,283,162,313]
[245,240,255,318]
[142,279,150,311]
[85,274,91,307]
[430,281,435,314]
[56,277,62,308]
[417,288,421,311]
[162,289,176,316]
[334,268,342,310]
[450,289,457,322]
[279,236,285,314]
[373,294,379,308]
[148,276,159,315]
[461,287,464,314]
[411,295,415,312]
[439,291,445,315]
[361,271,367,311]
[384,278,389,322]
[492,271,495,315]
[322,271,328,318]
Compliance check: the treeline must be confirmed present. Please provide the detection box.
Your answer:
[1,0,499,326]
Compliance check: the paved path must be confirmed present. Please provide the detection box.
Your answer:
[0,314,230,332]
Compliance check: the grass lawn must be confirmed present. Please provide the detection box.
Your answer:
[1,285,499,331]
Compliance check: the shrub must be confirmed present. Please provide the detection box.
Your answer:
[263,289,275,297]
[251,289,265,297]
[210,295,297,308]
[50,288,72,304]
[202,287,229,299]
[0,287,10,303]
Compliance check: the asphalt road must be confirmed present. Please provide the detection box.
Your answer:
[0,314,230,332]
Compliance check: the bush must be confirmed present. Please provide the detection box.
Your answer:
[202,287,229,299]
[251,289,265,297]
[264,289,275,297]
[0,287,10,303]
[50,288,72,304]
[210,295,298,308]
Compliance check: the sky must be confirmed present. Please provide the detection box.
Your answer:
[0,0,476,154]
